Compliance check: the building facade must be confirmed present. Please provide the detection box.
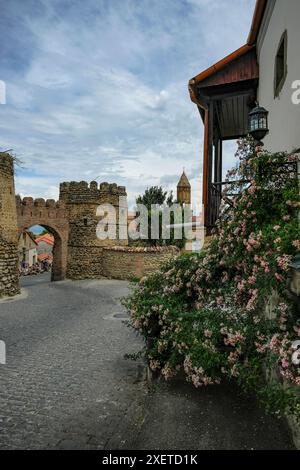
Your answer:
[256,0,300,152]
[189,0,300,231]
[35,233,54,256]
[18,231,38,267]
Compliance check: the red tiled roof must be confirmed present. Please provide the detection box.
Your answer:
[127,211,136,224]
[35,234,54,246]
[38,253,53,262]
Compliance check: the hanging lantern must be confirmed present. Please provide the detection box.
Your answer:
[248,105,269,145]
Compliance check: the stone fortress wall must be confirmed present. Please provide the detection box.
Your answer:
[59,180,129,279]
[0,154,177,297]
[102,246,179,280]
[16,196,69,281]
[0,153,20,297]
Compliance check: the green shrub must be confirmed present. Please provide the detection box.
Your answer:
[124,139,300,419]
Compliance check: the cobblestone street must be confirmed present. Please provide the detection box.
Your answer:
[0,275,294,449]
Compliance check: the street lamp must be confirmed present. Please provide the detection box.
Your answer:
[249,105,269,146]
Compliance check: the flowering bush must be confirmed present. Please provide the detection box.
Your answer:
[124,139,300,419]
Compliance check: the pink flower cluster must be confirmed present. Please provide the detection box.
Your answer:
[183,356,220,388]
[292,240,300,251]
[243,232,262,252]
[276,255,292,272]
[245,289,258,311]
[220,327,245,347]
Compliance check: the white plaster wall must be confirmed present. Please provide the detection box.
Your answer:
[257,0,300,153]
[28,248,37,266]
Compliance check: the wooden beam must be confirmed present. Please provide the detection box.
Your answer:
[199,82,258,102]
[214,137,219,184]
[218,139,223,184]
[202,109,209,228]
[206,100,214,229]
[222,133,248,141]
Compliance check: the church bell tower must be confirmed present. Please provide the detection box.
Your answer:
[177,171,191,205]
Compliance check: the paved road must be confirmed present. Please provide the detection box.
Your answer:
[0,275,294,449]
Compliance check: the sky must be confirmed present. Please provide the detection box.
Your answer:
[0,0,256,209]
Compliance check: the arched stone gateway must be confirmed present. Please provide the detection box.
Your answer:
[1,152,130,297]
[1,152,176,297]
[16,197,69,281]
[15,181,129,285]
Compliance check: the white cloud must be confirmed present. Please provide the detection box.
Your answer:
[0,0,256,209]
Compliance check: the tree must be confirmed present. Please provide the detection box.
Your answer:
[134,186,184,248]
[136,186,172,209]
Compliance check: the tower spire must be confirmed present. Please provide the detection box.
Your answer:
[177,170,191,204]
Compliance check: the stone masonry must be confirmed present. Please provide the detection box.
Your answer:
[1,156,177,292]
[59,181,128,279]
[102,246,179,280]
[16,196,69,281]
[0,153,20,297]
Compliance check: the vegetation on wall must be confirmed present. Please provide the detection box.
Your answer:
[125,139,300,419]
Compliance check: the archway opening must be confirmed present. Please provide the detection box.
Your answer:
[18,224,64,281]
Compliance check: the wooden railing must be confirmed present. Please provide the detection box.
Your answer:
[209,180,249,228]
[208,159,298,229]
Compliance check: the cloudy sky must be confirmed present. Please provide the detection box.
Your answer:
[0,0,256,209]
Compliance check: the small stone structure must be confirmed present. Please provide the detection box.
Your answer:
[102,246,179,280]
[0,153,20,297]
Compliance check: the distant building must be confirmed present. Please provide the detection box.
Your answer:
[127,175,204,251]
[35,233,54,255]
[127,211,136,226]
[37,252,53,265]
[35,233,54,264]
[177,171,191,205]
[18,231,38,266]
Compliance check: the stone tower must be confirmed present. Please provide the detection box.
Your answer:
[0,153,20,297]
[177,171,191,205]
[59,181,128,279]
